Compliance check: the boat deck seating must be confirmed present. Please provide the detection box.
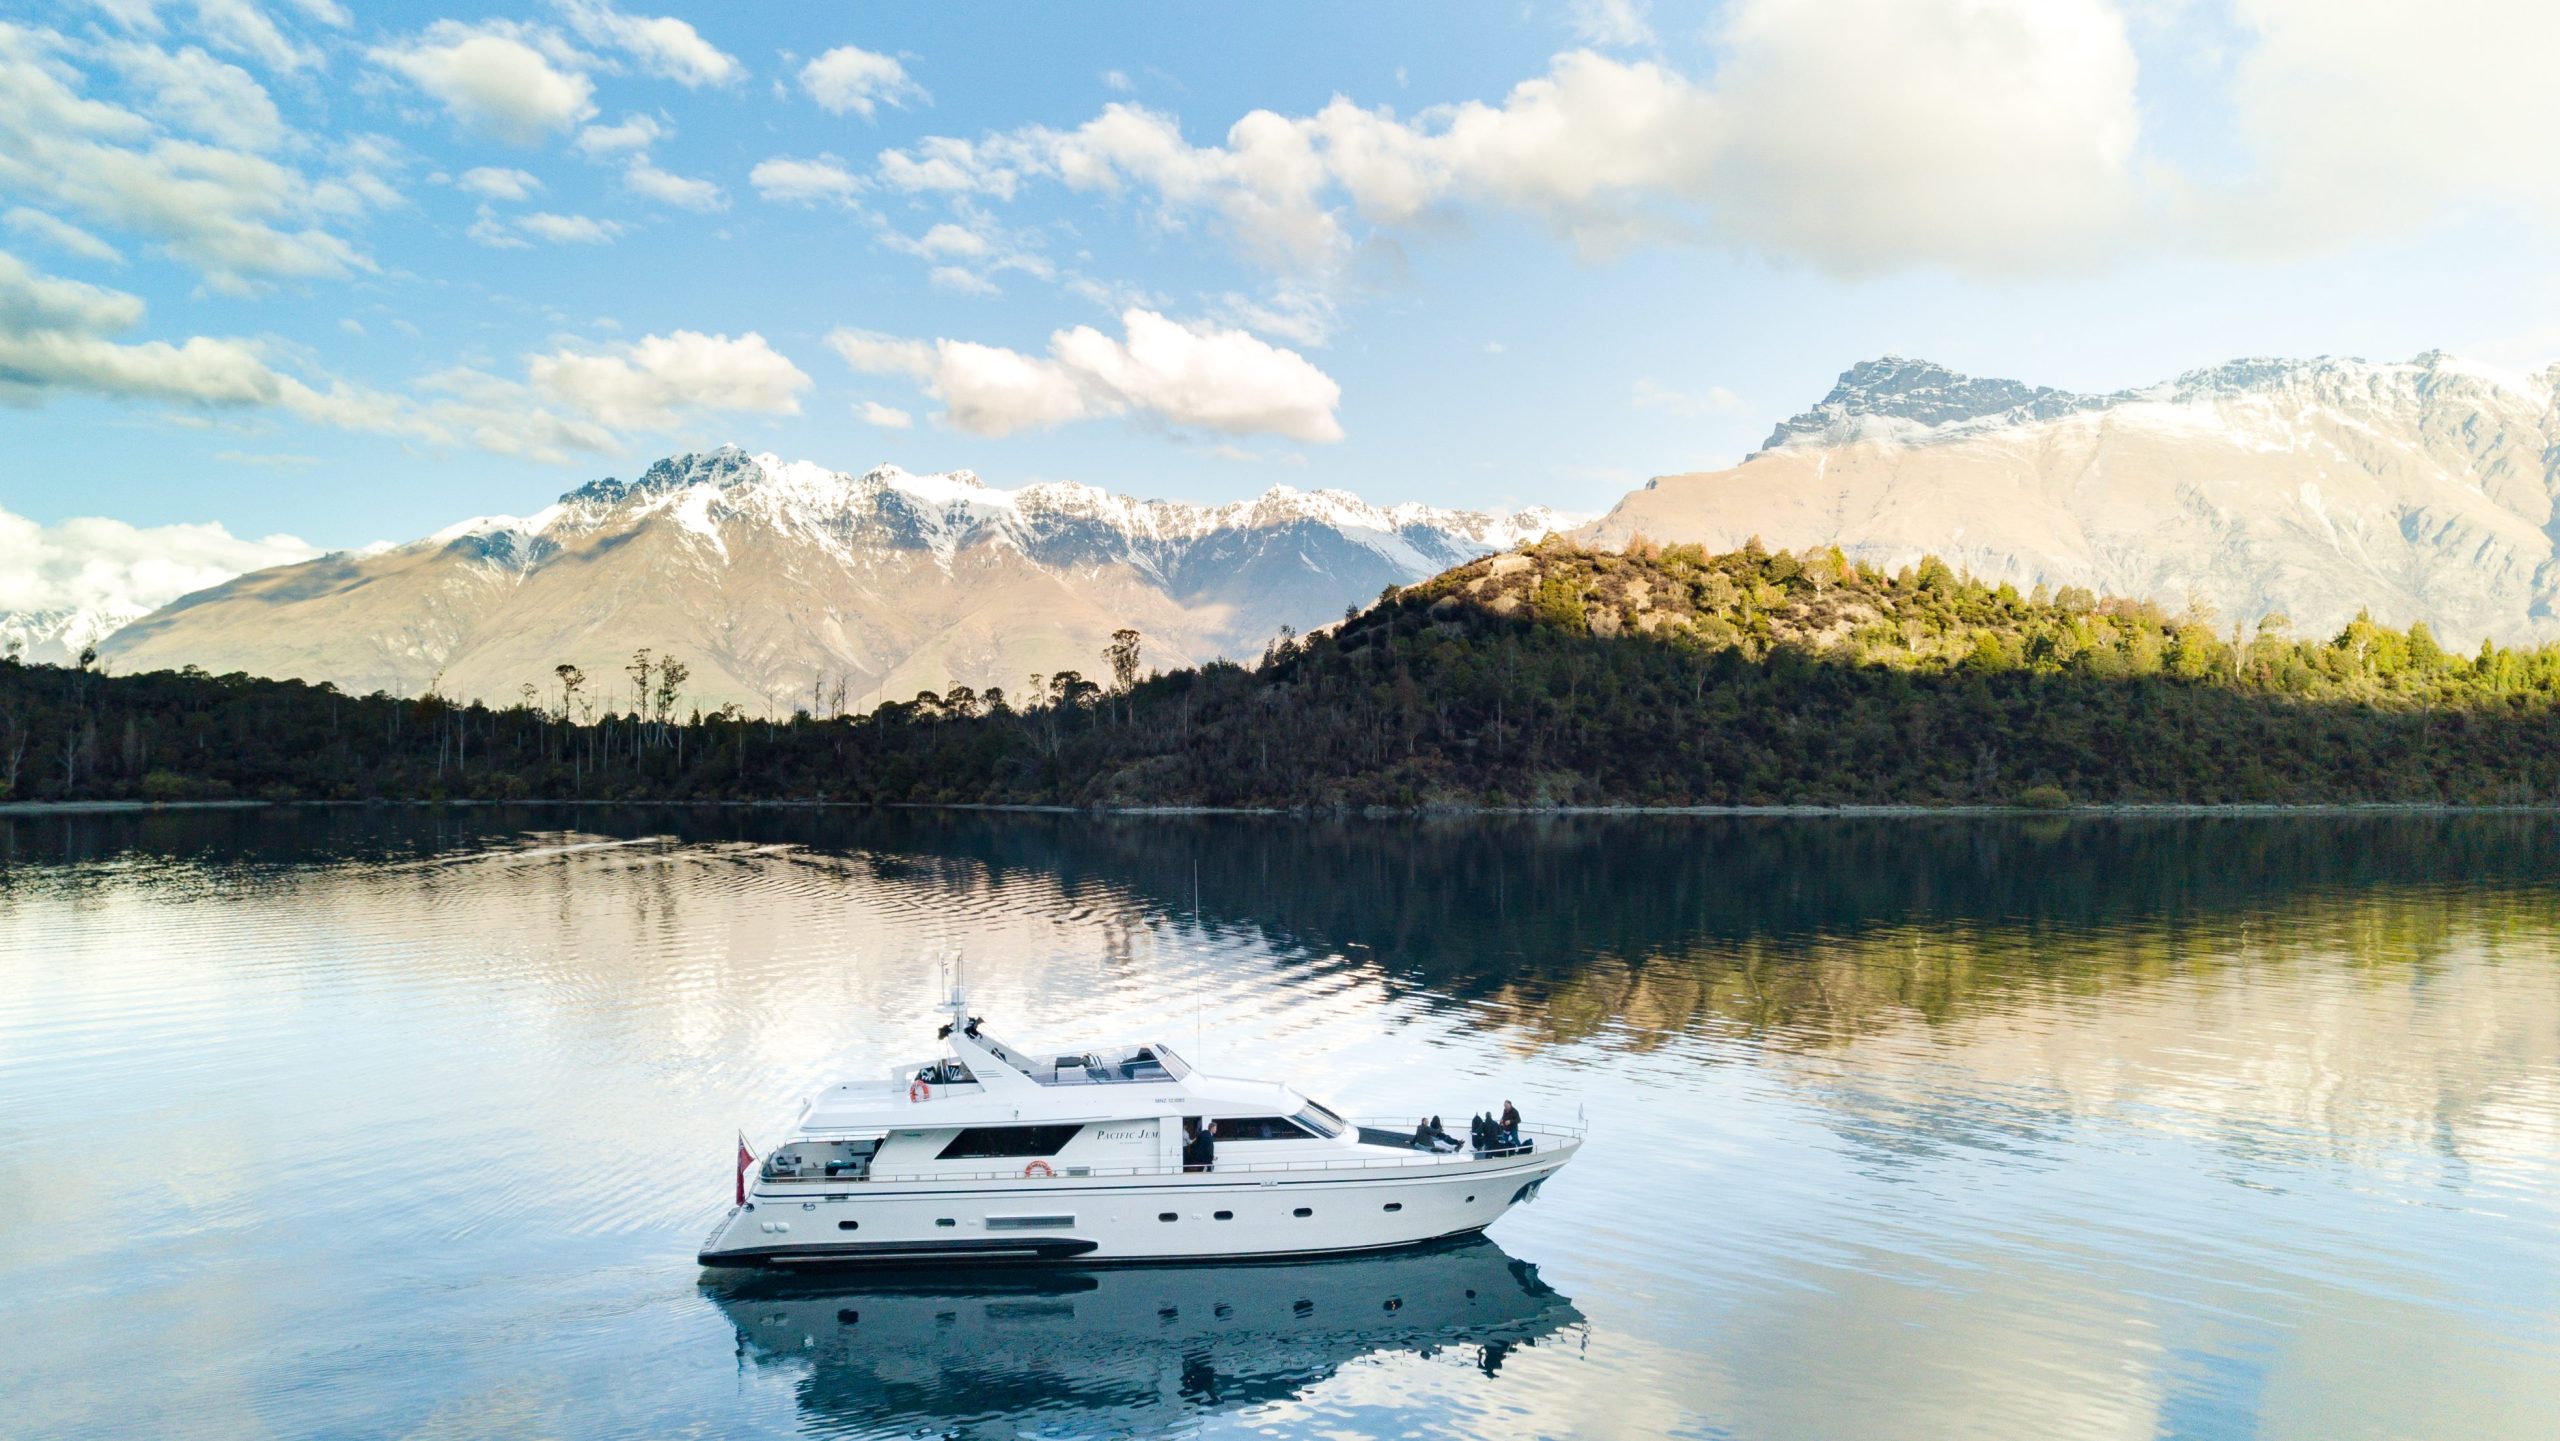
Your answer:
[1355,1123,1535,1157]
[1015,1044,1178,1086]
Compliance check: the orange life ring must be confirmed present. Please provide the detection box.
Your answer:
[1022,1160,1055,1179]
[909,1080,930,1103]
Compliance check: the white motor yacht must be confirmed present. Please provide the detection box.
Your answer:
[698,988,1581,1268]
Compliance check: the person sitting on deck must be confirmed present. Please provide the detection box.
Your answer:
[1427,1115,1455,1150]
[1411,1117,1435,1149]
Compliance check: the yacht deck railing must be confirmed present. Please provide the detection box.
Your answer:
[756,1120,1582,1188]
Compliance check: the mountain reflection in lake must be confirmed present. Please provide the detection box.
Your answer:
[2,808,2555,1439]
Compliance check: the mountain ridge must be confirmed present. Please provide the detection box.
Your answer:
[100,447,1570,711]
[1590,349,2560,645]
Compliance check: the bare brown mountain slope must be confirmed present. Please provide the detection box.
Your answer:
[104,448,1565,712]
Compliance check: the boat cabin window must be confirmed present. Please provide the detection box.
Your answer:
[914,1058,976,1086]
[760,1137,881,1181]
[1291,1103,1347,1139]
[936,1124,1083,1160]
[1218,1116,1317,1141]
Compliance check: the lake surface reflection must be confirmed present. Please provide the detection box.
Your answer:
[2,808,2555,1439]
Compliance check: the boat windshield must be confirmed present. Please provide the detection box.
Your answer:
[1020,1043,1195,1086]
[1293,1100,1347,1138]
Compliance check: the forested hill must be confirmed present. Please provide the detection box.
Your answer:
[9,538,2560,809]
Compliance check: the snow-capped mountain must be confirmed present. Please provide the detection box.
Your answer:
[102,448,1568,711]
[1583,351,2560,644]
[0,606,143,666]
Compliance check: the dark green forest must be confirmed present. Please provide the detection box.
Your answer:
[9,539,2560,809]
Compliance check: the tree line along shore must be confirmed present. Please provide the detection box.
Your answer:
[9,538,2560,810]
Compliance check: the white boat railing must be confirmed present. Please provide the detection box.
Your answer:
[757,1122,1582,1188]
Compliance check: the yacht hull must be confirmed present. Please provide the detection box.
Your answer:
[698,1146,1572,1269]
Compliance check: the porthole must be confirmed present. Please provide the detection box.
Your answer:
[836,1309,859,1325]
[1158,1212,1179,1222]
[1382,1202,1402,1212]
[1213,1210,1233,1220]
[1464,1195,1475,1203]
[1383,1298,1402,1312]
[837,1220,859,1231]
[935,1218,956,1228]
[1213,1303,1232,1319]
[1292,1206,1312,1218]
[1293,1299,1314,1317]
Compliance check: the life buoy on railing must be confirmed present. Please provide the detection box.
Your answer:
[909,1080,930,1103]
[1022,1160,1055,1179]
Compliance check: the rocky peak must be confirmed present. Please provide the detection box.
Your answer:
[1761,357,2107,451]
[1761,352,2560,456]
[561,445,767,506]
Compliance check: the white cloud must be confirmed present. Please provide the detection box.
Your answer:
[830,307,1343,442]
[877,209,1052,293]
[1568,0,1657,47]
[459,165,541,200]
[370,21,596,144]
[3,207,123,264]
[90,0,165,35]
[557,1,740,87]
[876,135,1017,198]
[194,0,323,73]
[927,265,999,296]
[1706,0,2140,273]
[466,206,527,248]
[799,44,925,118]
[858,399,911,429]
[102,42,283,150]
[0,248,146,334]
[528,330,810,428]
[574,112,665,156]
[16,298,776,463]
[1103,69,1132,93]
[277,0,350,26]
[2213,0,2560,249]
[1631,379,1746,415]
[1213,287,1336,347]
[625,159,724,211]
[0,23,379,293]
[516,211,620,245]
[878,0,2145,278]
[0,504,318,624]
[748,154,860,204]
[907,222,989,258]
[0,248,278,407]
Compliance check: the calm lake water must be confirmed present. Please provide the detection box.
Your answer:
[3,808,2556,1440]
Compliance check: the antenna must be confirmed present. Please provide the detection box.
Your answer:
[1191,857,1204,1061]
[938,946,968,1023]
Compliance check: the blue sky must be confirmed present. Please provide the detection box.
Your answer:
[6,0,2560,606]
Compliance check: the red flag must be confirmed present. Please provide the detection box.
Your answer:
[735,1132,754,1206]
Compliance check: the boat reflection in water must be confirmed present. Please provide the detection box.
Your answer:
[706,1235,1581,1437]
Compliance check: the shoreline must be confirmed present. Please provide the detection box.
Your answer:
[8,798,2560,819]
